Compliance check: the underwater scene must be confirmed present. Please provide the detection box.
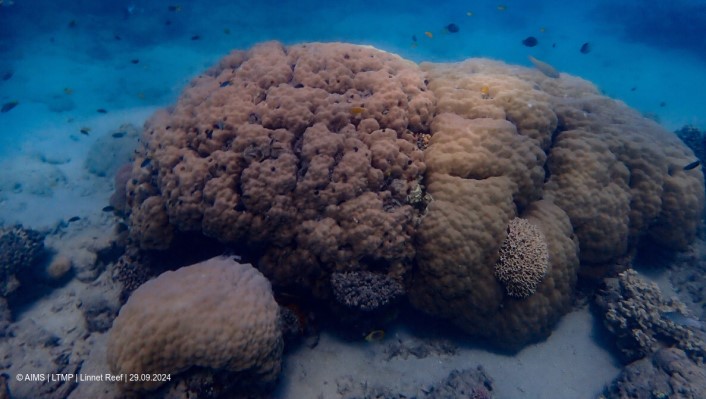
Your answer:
[2,0,706,398]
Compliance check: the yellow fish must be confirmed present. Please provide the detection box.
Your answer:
[350,106,365,115]
[64,87,74,95]
[424,31,433,39]
[497,4,507,11]
[480,85,490,99]
[364,330,385,342]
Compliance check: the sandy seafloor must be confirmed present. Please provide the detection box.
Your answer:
[1,1,705,398]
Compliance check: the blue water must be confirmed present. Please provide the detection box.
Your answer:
[1,0,705,156]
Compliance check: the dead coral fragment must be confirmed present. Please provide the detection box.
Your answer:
[494,218,549,298]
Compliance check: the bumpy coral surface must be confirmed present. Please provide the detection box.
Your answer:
[495,218,549,298]
[0,225,45,296]
[331,271,405,312]
[106,256,283,392]
[127,42,432,296]
[595,269,706,364]
[125,42,704,349]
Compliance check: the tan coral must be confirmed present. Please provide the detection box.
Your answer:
[495,217,550,298]
[106,257,283,392]
[126,42,433,295]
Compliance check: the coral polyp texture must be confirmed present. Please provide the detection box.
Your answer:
[127,41,431,297]
[125,41,704,349]
[494,217,549,299]
[106,256,283,392]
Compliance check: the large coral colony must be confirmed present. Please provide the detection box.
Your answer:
[105,41,703,394]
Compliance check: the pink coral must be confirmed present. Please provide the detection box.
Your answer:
[127,42,432,295]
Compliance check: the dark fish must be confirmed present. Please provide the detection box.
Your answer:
[114,34,122,41]
[168,5,181,12]
[662,311,704,330]
[630,86,637,91]
[219,81,232,88]
[97,108,108,113]
[112,131,127,138]
[522,36,538,47]
[68,20,77,28]
[446,23,460,33]
[1,71,12,81]
[1,100,18,113]
[102,205,115,212]
[67,216,80,223]
[552,43,556,48]
[140,158,152,168]
[80,127,90,135]
[130,59,139,64]
[660,101,667,107]
[412,34,417,43]
[580,42,591,54]
[684,160,701,171]
[191,35,201,41]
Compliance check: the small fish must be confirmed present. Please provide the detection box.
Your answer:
[497,4,507,11]
[97,108,108,113]
[412,34,417,43]
[168,4,181,12]
[1,71,12,81]
[580,42,591,54]
[480,85,490,99]
[191,35,201,41]
[539,27,547,33]
[63,87,74,95]
[350,106,365,116]
[137,92,145,99]
[114,34,122,41]
[528,55,560,78]
[112,131,127,138]
[223,28,231,35]
[140,158,152,168]
[522,36,538,47]
[630,86,637,92]
[68,19,77,28]
[131,59,140,64]
[80,127,91,135]
[67,216,80,223]
[552,43,556,48]
[219,81,232,88]
[102,205,115,212]
[364,330,385,342]
[466,11,474,17]
[445,23,459,33]
[683,160,701,171]
[660,101,666,107]
[411,42,418,49]
[1,100,18,113]
[662,311,704,330]
[424,31,433,39]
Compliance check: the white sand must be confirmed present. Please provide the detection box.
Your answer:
[274,307,621,399]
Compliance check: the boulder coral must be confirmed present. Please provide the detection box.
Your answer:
[124,42,704,349]
[106,256,283,392]
[126,42,432,297]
